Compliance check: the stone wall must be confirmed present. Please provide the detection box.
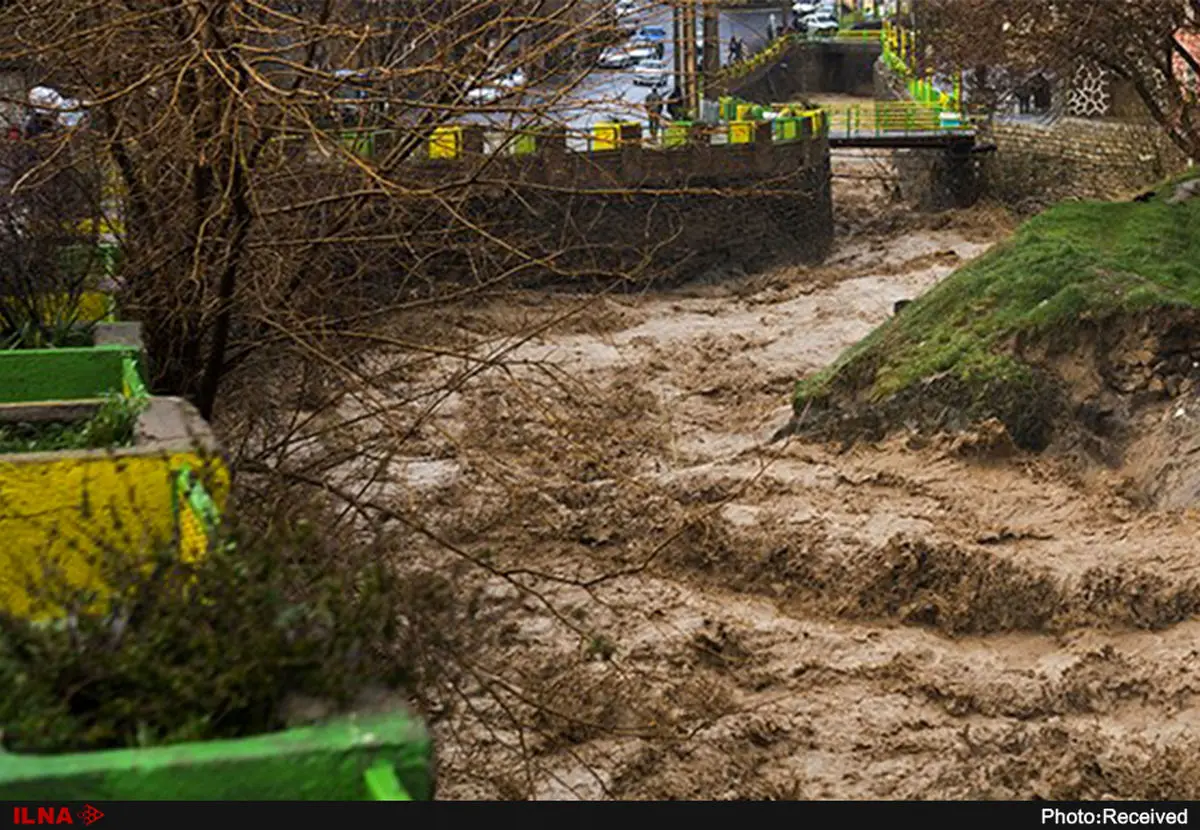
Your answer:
[0,68,25,130]
[984,117,1191,203]
[493,158,834,289]
[397,128,836,289]
[873,59,983,211]
[722,40,881,103]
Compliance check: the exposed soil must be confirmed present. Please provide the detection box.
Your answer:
[252,155,1200,799]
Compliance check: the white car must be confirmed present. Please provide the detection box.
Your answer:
[632,58,669,87]
[496,68,526,90]
[625,43,658,62]
[598,46,637,68]
[793,2,819,13]
[27,86,87,128]
[804,12,840,35]
[614,0,639,18]
[465,85,505,105]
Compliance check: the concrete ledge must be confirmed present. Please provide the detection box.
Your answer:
[92,321,142,348]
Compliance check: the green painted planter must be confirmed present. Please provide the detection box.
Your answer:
[0,713,435,800]
[338,130,376,159]
[663,121,691,148]
[773,117,800,142]
[0,322,145,405]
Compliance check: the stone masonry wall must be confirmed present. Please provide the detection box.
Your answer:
[399,130,836,290]
[722,40,881,104]
[984,117,1191,203]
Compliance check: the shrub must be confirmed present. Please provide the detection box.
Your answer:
[0,516,413,754]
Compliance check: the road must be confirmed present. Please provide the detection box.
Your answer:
[464,3,787,147]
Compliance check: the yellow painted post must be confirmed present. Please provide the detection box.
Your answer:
[429,126,462,159]
[729,120,754,144]
[591,122,619,151]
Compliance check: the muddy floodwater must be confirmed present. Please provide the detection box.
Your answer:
[265,154,1200,800]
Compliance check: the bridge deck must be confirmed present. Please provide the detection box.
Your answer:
[829,131,980,150]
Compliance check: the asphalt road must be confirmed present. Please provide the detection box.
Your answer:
[462,3,785,147]
[559,4,784,138]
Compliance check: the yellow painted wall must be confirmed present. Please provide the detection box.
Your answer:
[0,450,230,619]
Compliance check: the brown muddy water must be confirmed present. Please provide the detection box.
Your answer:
[243,152,1200,800]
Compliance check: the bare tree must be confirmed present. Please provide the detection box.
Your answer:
[0,0,631,418]
[917,0,1200,159]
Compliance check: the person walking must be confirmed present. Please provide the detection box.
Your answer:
[666,85,684,120]
[728,35,740,63]
[645,88,663,142]
[1016,82,1032,115]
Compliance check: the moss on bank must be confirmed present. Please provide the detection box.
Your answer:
[794,173,1200,447]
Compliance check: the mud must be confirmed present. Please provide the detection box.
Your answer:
[250,160,1200,800]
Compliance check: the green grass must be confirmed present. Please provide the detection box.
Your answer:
[795,174,1200,419]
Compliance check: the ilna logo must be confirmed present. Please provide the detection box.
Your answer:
[12,806,104,826]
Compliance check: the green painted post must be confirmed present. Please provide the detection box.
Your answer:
[364,760,412,801]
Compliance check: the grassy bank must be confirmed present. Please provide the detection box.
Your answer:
[793,172,1200,446]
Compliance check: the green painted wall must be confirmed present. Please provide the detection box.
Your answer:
[0,713,435,801]
[0,345,136,403]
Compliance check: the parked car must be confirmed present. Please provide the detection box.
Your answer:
[465,84,506,105]
[632,58,670,87]
[803,12,840,35]
[614,0,639,18]
[598,46,638,68]
[495,68,527,90]
[793,2,820,13]
[625,43,658,62]
[331,70,371,121]
[634,25,667,43]
[24,86,88,131]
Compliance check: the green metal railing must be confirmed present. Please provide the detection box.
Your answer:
[829,29,886,42]
[823,100,972,138]
[881,20,966,114]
